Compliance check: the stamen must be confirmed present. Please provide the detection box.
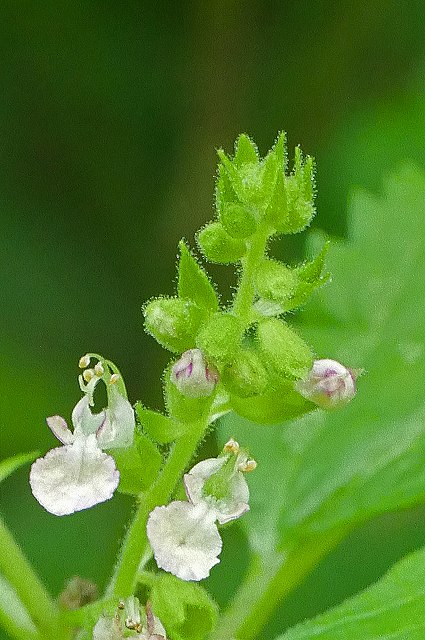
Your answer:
[224,438,240,454]
[83,368,95,382]
[94,362,105,377]
[79,354,91,369]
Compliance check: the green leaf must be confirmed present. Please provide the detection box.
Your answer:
[279,545,425,639]
[150,573,218,640]
[233,165,425,545]
[111,430,162,495]
[215,166,425,639]
[0,452,38,484]
[135,403,188,444]
[178,241,219,313]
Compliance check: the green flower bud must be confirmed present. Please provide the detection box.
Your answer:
[196,312,242,363]
[222,349,269,397]
[257,318,313,379]
[220,203,257,239]
[254,259,298,304]
[143,296,206,353]
[197,222,246,264]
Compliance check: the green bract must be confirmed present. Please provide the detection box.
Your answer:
[221,349,269,398]
[150,574,218,640]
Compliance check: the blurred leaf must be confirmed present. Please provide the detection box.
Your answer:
[0,452,38,484]
[279,545,425,639]
[0,575,37,639]
[216,165,425,638]
[227,164,425,543]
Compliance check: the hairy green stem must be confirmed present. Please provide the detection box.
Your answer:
[0,517,59,639]
[212,529,348,640]
[232,228,269,325]
[106,418,209,599]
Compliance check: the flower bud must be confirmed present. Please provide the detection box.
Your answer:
[197,222,246,264]
[171,349,218,399]
[295,358,356,409]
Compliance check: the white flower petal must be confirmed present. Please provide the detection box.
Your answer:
[147,501,222,581]
[46,415,74,444]
[97,386,135,449]
[30,434,119,516]
[72,396,106,436]
[184,458,250,525]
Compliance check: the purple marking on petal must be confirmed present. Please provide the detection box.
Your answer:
[95,411,108,438]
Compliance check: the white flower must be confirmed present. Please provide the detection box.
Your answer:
[29,433,119,516]
[184,456,250,524]
[295,358,357,409]
[147,501,222,581]
[74,381,135,449]
[30,361,135,516]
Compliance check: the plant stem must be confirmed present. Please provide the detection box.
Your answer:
[232,229,269,325]
[211,528,347,640]
[106,418,209,599]
[0,516,59,639]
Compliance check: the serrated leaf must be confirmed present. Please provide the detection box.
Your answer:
[0,452,38,484]
[150,573,218,640]
[217,165,425,636]
[178,241,219,313]
[279,545,425,639]
[225,165,425,540]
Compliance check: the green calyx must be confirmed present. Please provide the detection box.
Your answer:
[196,312,242,363]
[257,318,313,379]
[222,348,269,398]
[197,222,247,263]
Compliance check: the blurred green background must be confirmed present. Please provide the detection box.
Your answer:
[1,2,425,638]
